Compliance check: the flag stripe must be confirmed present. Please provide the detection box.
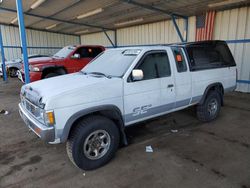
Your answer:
[206,12,211,39]
[211,11,215,39]
[196,11,216,41]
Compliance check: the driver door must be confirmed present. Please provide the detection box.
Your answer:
[124,50,175,125]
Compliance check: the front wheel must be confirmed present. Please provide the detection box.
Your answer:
[66,115,120,170]
[196,90,221,122]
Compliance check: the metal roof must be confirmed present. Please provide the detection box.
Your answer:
[0,0,249,35]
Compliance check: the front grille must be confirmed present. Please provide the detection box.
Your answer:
[26,101,37,116]
[22,97,41,118]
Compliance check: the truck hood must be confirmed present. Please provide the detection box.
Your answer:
[28,56,62,65]
[21,72,123,109]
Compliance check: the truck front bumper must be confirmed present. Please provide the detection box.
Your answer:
[19,103,55,142]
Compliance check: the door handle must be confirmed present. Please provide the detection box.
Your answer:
[167,84,174,88]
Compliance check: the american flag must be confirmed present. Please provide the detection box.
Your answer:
[195,11,216,41]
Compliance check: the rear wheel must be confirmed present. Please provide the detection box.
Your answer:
[66,115,120,170]
[44,72,59,79]
[196,90,221,122]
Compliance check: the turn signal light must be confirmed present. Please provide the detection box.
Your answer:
[45,111,55,126]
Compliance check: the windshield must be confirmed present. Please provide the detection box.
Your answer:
[82,49,141,77]
[53,46,76,58]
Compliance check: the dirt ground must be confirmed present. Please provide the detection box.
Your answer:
[0,78,250,188]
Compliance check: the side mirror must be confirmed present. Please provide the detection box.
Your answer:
[71,53,80,59]
[132,69,143,81]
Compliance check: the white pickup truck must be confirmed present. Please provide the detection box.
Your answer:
[19,40,236,170]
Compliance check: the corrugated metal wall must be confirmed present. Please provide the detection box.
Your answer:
[81,7,250,92]
[117,18,186,45]
[81,31,115,47]
[0,25,80,60]
[81,17,196,46]
[213,7,250,92]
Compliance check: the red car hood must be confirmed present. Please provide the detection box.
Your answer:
[28,56,63,65]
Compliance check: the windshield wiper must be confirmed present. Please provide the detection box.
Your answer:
[80,71,89,76]
[83,71,112,79]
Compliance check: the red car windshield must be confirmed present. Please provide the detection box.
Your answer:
[53,46,76,59]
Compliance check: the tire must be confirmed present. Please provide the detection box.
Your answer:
[66,115,120,170]
[196,90,221,122]
[8,68,18,77]
[44,72,59,79]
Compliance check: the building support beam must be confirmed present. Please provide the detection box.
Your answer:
[16,0,30,84]
[184,17,188,42]
[0,27,7,82]
[103,29,116,47]
[78,35,81,45]
[171,15,186,42]
[114,30,117,47]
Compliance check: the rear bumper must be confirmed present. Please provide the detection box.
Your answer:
[19,103,55,142]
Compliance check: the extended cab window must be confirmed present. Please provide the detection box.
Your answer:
[186,42,236,71]
[172,47,187,72]
[137,52,171,80]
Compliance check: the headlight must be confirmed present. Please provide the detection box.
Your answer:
[29,65,40,72]
[44,110,55,126]
[34,107,45,124]
[33,109,55,127]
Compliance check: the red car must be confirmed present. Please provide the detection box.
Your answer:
[18,45,105,83]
